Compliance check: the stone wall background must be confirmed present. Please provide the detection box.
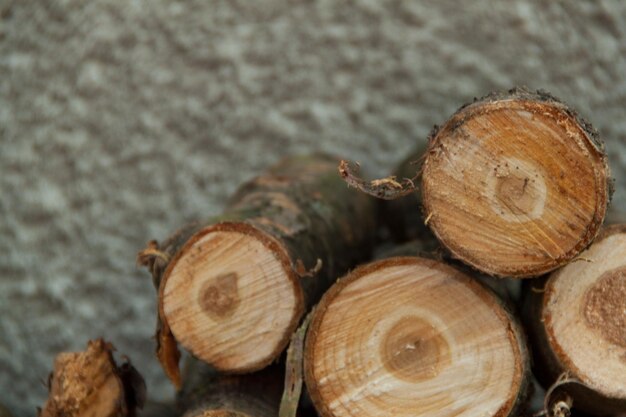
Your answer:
[1,0,625,413]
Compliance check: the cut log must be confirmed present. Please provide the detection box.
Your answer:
[39,339,146,417]
[138,154,376,385]
[304,256,531,417]
[421,88,611,278]
[523,224,626,415]
[177,359,283,417]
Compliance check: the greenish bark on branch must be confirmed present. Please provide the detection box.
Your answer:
[138,153,377,387]
[178,359,283,417]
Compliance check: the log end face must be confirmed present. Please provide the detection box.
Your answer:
[543,228,626,402]
[306,258,527,417]
[422,94,609,278]
[162,224,302,372]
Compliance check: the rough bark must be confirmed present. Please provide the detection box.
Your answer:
[138,153,376,386]
[376,239,518,304]
[39,339,146,417]
[523,225,626,416]
[304,256,532,417]
[139,403,176,417]
[420,87,611,278]
[177,359,284,417]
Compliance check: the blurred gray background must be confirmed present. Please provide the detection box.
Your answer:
[1,0,625,414]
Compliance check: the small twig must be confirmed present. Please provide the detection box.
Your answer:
[338,160,417,200]
[424,212,433,225]
[531,285,546,294]
[570,257,594,264]
[136,240,171,266]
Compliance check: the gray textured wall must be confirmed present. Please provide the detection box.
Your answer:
[1,0,625,414]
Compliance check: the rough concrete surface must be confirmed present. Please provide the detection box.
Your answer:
[1,0,625,414]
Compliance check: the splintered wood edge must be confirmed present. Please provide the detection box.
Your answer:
[304,257,530,417]
[542,224,626,402]
[159,222,305,373]
[422,89,610,278]
[40,339,145,417]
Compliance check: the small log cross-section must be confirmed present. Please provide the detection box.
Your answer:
[421,88,611,278]
[139,154,376,385]
[524,224,626,415]
[304,257,531,417]
[177,359,283,417]
[40,339,146,417]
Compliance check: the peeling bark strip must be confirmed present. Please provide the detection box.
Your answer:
[177,358,283,417]
[379,143,432,242]
[304,256,531,417]
[39,339,146,417]
[421,87,611,278]
[338,160,417,200]
[138,154,376,385]
[339,143,431,243]
[523,224,626,416]
[279,311,313,417]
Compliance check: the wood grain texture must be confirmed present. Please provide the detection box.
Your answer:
[39,340,145,417]
[5,2,626,413]
[523,224,626,415]
[422,88,611,278]
[305,257,531,417]
[139,154,376,383]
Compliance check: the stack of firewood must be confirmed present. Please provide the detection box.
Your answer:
[37,88,625,417]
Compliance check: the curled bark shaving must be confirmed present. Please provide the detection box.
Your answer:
[338,160,418,200]
[533,373,580,417]
[156,321,182,390]
[294,259,323,278]
[137,223,202,388]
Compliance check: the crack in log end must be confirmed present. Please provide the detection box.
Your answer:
[489,157,547,222]
[583,266,626,349]
[381,316,451,383]
[199,272,241,320]
[496,176,532,214]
